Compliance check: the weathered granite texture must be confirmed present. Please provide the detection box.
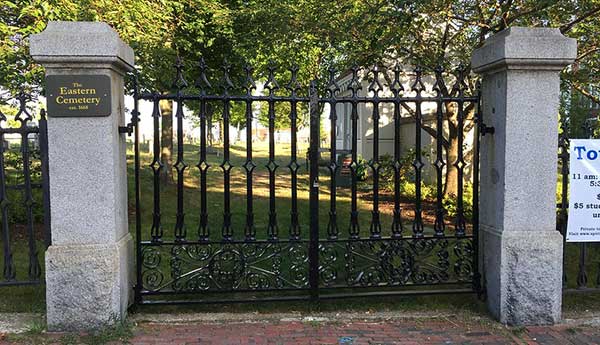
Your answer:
[471,27,576,325]
[30,21,134,331]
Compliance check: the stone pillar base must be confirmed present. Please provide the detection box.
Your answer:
[482,227,563,325]
[45,234,133,331]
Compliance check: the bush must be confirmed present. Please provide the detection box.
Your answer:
[355,155,369,181]
[442,183,474,221]
[399,180,435,202]
[379,149,429,192]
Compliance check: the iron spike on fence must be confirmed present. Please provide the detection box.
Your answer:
[243,63,256,95]
[326,66,340,98]
[285,65,301,97]
[432,66,447,97]
[172,56,188,91]
[264,61,280,96]
[195,57,212,94]
[15,91,32,125]
[367,64,383,97]
[221,58,234,95]
[390,64,404,97]
[410,66,426,95]
[348,64,362,97]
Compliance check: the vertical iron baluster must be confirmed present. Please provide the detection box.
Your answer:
[265,63,280,241]
[149,94,163,242]
[472,80,482,294]
[38,109,51,247]
[243,64,256,241]
[131,73,142,303]
[16,95,40,280]
[577,243,588,289]
[0,105,14,281]
[173,57,188,242]
[453,67,467,236]
[220,60,234,241]
[348,66,361,239]
[433,67,447,237]
[286,66,301,240]
[196,58,211,241]
[411,67,425,237]
[390,65,404,238]
[326,68,340,240]
[558,117,569,287]
[308,80,320,299]
[597,261,600,288]
[368,66,382,238]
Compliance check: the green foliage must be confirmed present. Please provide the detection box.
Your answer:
[379,149,430,191]
[354,155,369,182]
[257,101,309,131]
[399,180,435,202]
[3,149,44,225]
[443,183,474,221]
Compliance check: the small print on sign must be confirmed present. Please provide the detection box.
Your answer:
[46,75,111,117]
[567,139,600,242]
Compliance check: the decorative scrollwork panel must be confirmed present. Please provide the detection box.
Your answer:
[319,238,474,288]
[141,242,309,293]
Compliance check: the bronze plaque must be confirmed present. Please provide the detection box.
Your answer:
[46,75,111,117]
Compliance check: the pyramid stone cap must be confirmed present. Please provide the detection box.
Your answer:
[30,21,134,72]
[471,27,577,73]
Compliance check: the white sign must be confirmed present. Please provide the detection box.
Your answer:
[567,139,600,242]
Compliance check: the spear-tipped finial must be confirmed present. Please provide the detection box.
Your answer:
[367,65,383,96]
[172,56,188,90]
[285,64,301,96]
[264,61,280,95]
[410,66,426,94]
[390,64,404,96]
[195,57,212,93]
[242,63,256,95]
[348,64,362,97]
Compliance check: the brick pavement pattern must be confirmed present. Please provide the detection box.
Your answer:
[128,320,600,345]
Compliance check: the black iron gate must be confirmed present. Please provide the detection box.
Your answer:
[130,59,482,304]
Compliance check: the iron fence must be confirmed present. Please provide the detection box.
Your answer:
[0,91,50,287]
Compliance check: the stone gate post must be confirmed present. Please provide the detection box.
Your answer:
[30,21,133,331]
[471,27,576,325]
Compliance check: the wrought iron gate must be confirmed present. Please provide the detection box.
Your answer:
[131,59,482,304]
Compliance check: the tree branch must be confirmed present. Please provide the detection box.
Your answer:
[560,6,600,34]
[577,46,600,62]
[571,82,600,104]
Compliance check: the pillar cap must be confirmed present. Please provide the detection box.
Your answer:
[471,27,577,74]
[30,21,134,73]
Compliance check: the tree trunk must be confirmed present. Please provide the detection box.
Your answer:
[236,123,242,143]
[444,135,459,197]
[160,99,173,184]
[444,102,459,197]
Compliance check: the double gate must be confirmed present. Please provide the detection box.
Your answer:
[131,59,482,304]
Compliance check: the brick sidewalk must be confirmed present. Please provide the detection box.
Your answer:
[3,318,600,344]
[128,319,600,345]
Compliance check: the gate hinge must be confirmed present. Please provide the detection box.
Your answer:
[480,123,495,136]
[119,123,134,136]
